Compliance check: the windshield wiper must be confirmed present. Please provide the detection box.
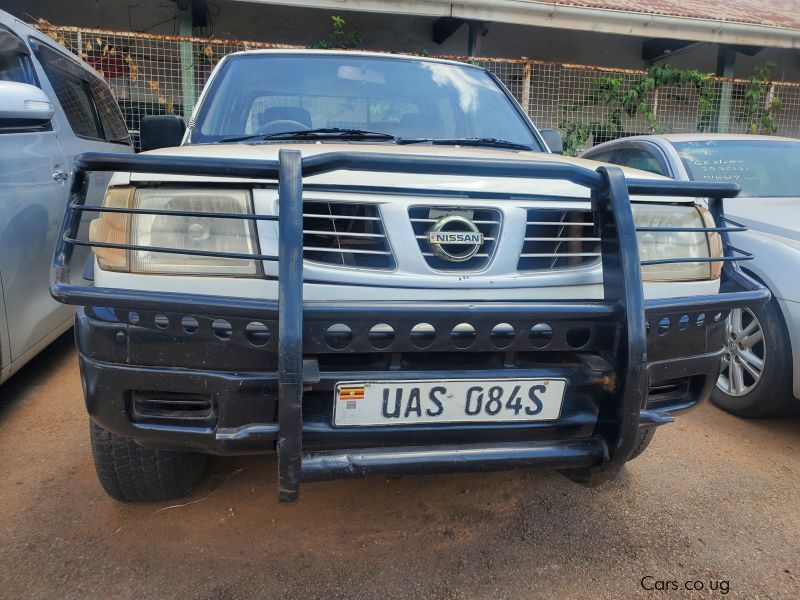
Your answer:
[219,128,396,143]
[397,137,533,151]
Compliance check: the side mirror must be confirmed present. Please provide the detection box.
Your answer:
[0,81,53,123]
[140,115,186,152]
[540,129,563,155]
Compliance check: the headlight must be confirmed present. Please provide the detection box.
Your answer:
[633,204,722,282]
[90,187,260,276]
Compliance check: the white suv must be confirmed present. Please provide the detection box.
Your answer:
[51,51,766,503]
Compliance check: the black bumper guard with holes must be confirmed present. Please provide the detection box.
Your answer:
[51,150,769,503]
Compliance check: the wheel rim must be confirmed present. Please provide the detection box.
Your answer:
[716,308,766,397]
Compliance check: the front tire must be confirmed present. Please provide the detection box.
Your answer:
[713,299,797,417]
[89,420,208,502]
[626,427,655,462]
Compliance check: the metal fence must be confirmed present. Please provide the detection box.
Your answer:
[37,24,800,152]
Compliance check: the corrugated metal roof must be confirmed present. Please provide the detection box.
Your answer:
[545,0,800,31]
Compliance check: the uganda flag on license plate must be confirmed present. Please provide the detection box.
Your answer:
[339,386,365,401]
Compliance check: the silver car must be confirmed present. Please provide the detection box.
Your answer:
[583,134,800,417]
[0,11,132,384]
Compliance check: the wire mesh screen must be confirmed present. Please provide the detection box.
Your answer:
[477,58,800,152]
[37,25,800,152]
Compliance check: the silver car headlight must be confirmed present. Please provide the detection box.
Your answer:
[633,204,722,282]
[90,186,260,276]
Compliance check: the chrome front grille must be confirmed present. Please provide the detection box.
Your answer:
[517,209,601,271]
[409,206,501,271]
[303,202,395,270]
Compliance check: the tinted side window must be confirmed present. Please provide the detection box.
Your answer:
[0,28,37,85]
[33,42,102,139]
[48,68,101,139]
[614,148,666,176]
[89,77,130,143]
[584,149,616,163]
[0,52,28,83]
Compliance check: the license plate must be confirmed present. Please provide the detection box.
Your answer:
[333,378,567,427]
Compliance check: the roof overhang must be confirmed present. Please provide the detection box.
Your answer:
[232,0,800,49]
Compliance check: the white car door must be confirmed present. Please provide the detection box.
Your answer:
[0,25,71,371]
[1,24,131,368]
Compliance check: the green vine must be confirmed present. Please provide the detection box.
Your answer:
[314,16,363,49]
[737,60,782,134]
[559,64,717,156]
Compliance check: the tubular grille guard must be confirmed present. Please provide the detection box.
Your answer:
[51,150,768,504]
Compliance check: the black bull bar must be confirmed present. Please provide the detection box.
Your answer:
[51,150,768,503]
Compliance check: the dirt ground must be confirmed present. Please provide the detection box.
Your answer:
[1,333,799,600]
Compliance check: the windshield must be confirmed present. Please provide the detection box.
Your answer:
[674,140,800,197]
[190,54,541,149]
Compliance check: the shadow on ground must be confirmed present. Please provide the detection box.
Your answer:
[0,331,74,413]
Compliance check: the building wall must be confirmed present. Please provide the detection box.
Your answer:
[5,0,799,79]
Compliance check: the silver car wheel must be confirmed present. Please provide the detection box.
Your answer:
[716,308,766,397]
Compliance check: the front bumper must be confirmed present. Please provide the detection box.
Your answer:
[776,297,800,400]
[77,300,726,455]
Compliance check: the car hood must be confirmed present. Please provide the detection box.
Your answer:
[725,197,800,245]
[116,142,672,201]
